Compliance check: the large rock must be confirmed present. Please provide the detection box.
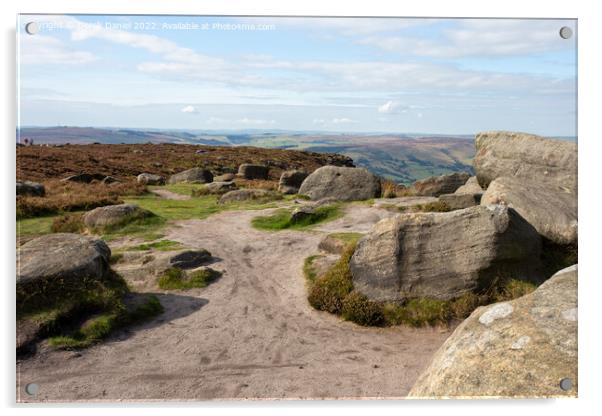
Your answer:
[474,131,577,189]
[298,166,381,201]
[214,173,236,182]
[17,233,111,306]
[201,181,237,195]
[169,249,212,269]
[278,170,308,194]
[412,172,471,197]
[481,176,577,245]
[61,173,107,183]
[349,205,541,302]
[409,265,577,398]
[454,176,483,195]
[218,189,281,204]
[439,193,481,210]
[83,204,154,230]
[16,181,45,197]
[238,164,269,180]
[137,173,165,185]
[168,167,213,184]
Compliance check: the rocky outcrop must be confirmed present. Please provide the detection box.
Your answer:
[214,173,236,182]
[237,164,269,180]
[482,176,576,245]
[61,173,107,183]
[137,173,165,185]
[201,181,237,194]
[218,189,281,204]
[474,131,577,189]
[16,181,45,197]
[298,166,381,201]
[349,205,541,302]
[168,249,212,269]
[412,172,471,197]
[278,170,308,194]
[168,167,213,184]
[439,193,481,210]
[83,204,154,231]
[454,176,483,195]
[408,265,578,398]
[17,233,111,307]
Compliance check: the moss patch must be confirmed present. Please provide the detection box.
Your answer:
[158,267,222,290]
[252,205,341,231]
[303,255,322,283]
[126,239,183,252]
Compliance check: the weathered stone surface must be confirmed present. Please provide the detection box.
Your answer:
[168,167,213,184]
[373,196,438,210]
[201,181,237,194]
[350,205,541,302]
[298,166,381,201]
[474,131,577,189]
[481,176,577,245]
[137,173,165,185]
[237,164,269,180]
[408,265,578,398]
[17,233,111,291]
[290,206,316,223]
[214,173,236,182]
[16,181,45,197]
[412,172,471,197]
[278,170,308,194]
[169,249,212,269]
[318,235,347,255]
[218,189,281,204]
[439,193,482,210]
[61,173,107,183]
[83,204,153,230]
[454,176,483,195]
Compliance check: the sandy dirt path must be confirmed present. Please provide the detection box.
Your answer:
[17,205,452,402]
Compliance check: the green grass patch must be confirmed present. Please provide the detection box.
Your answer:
[252,205,341,231]
[17,215,58,238]
[326,232,363,246]
[157,267,222,290]
[126,239,183,252]
[50,212,85,233]
[303,255,322,283]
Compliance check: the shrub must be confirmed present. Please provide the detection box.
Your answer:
[51,212,85,233]
[341,291,384,326]
[415,201,451,212]
[303,255,321,282]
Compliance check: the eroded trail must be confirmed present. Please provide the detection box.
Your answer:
[18,206,452,401]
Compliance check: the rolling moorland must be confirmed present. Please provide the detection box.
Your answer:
[16,131,577,400]
[19,126,476,184]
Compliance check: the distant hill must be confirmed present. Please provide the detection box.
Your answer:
[18,126,476,184]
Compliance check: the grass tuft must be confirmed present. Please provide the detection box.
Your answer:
[157,267,222,290]
[252,205,341,231]
[415,201,451,212]
[51,212,85,233]
[126,239,183,252]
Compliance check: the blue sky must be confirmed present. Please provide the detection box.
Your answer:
[18,15,577,136]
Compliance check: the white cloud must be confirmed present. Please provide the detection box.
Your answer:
[19,35,97,65]
[181,105,197,113]
[359,19,576,58]
[378,100,400,114]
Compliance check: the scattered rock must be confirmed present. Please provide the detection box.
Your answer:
[279,170,308,194]
[168,167,213,184]
[83,204,154,230]
[454,176,483,195]
[298,166,381,201]
[218,189,281,204]
[290,206,316,223]
[412,172,471,197]
[137,173,165,185]
[408,265,578,398]
[17,233,111,305]
[238,164,269,180]
[474,131,577,189]
[349,205,542,302]
[439,193,482,210]
[101,176,120,184]
[169,249,212,269]
[481,176,577,245]
[61,173,107,183]
[318,235,347,255]
[202,181,237,195]
[214,173,236,182]
[16,181,45,197]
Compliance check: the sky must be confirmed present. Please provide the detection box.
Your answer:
[18,15,577,136]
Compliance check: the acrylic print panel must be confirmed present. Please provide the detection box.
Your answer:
[16,15,577,401]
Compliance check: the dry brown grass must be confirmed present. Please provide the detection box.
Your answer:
[380,179,414,198]
[16,179,147,219]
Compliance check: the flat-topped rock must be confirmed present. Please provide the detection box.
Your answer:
[168,168,213,184]
[137,173,165,185]
[238,164,269,180]
[412,172,471,197]
[16,181,45,197]
[83,204,154,230]
[298,166,381,201]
